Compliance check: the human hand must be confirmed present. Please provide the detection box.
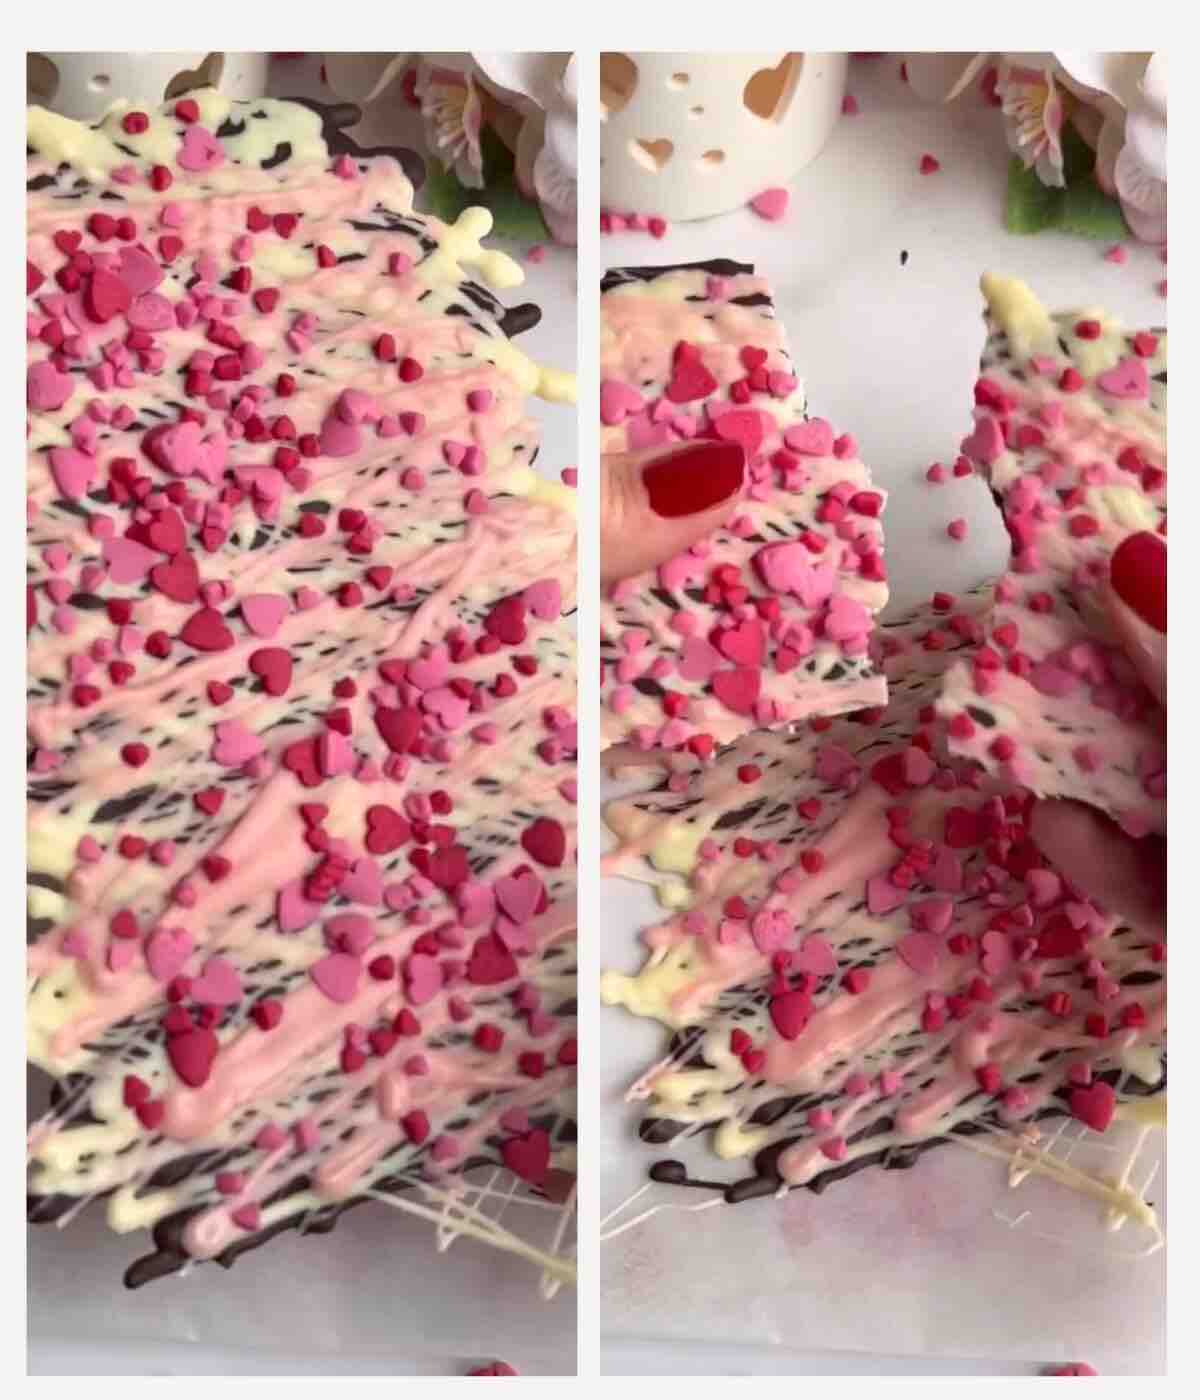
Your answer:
[1030,531,1166,924]
[601,441,745,584]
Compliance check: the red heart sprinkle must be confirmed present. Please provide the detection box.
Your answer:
[194,788,225,816]
[252,999,284,1031]
[150,553,200,604]
[365,804,411,854]
[769,989,811,1041]
[1070,1080,1116,1133]
[249,646,293,696]
[166,1027,219,1088]
[180,607,234,652]
[716,619,765,668]
[665,356,718,404]
[374,706,423,753]
[521,817,566,867]
[136,1100,166,1130]
[467,934,518,986]
[123,1074,151,1106]
[484,596,527,645]
[711,667,761,716]
[427,844,470,889]
[282,736,322,788]
[500,1129,550,1185]
[84,268,132,324]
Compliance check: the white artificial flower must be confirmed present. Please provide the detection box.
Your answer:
[1055,51,1165,243]
[471,53,577,244]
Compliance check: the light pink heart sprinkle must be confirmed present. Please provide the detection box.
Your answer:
[749,187,790,221]
[794,936,837,977]
[212,720,265,768]
[241,593,288,637]
[897,931,941,976]
[144,927,194,982]
[495,872,543,925]
[309,952,362,1004]
[403,952,444,1006]
[191,955,243,1006]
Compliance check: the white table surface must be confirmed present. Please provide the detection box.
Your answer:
[27,54,578,1380]
[598,54,1166,1378]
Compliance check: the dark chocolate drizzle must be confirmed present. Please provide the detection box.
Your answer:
[601,258,755,294]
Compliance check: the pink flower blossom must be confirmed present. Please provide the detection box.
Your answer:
[415,63,484,189]
[1000,64,1069,188]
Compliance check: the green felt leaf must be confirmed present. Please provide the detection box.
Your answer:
[416,157,550,243]
[1059,174,1130,241]
[1005,157,1059,234]
[1003,123,1130,241]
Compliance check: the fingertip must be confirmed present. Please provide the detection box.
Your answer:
[640,441,746,519]
[1110,531,1166,634]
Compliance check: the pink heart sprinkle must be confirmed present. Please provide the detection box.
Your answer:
[749,187,790,221]
[178,126,225,173]
[783,419,835,457]
[751,908,793,954]
[406,646,450,691]
[309,952,362,1004]
[212,720,265,768]
[676,635,724,682]
[48,446,95,500]
[403,952,444,1006]
[103,536,159,584]
[241,593,288,638]
[524,578,562,620]
[422,685,470,732]
[28,361,74,411]
[1096,356,1149,400]
[794,935,837,977]
[910,897,954,935]
[599,378,644,426]
[960,414,1004,465]
[494,872,543,925]
[897,931,941,976]
[190,955,243,1006]
[277,880,321,934]
[753,542,835,607]
[107,942,135,972]
[117,245,164,295]
[144,927,194,982]
[320,415,362,458]
[823,593,871,643]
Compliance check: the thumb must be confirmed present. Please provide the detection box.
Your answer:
[1108,531,1166,707]
[601,441,746,584]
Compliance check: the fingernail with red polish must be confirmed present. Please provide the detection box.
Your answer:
[642,442,746,519]
[1111,530,1166,633]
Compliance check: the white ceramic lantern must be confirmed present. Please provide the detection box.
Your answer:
[600,51,847,221]
[26,52,269,122]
